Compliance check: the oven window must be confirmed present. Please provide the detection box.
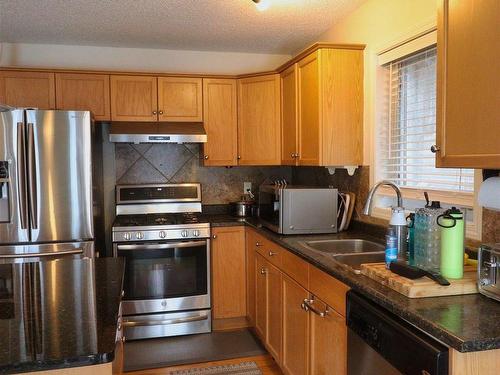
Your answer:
[117,241,207,301]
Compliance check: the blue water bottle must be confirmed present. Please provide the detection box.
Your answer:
[385,227,398,269]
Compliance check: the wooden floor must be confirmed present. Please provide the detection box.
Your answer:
[124,354,282,374]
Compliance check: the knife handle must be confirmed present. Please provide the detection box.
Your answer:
[426,271,450,286]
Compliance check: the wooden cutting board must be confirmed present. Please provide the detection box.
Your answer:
[360,263,478,298]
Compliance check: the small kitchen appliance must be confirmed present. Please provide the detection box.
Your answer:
[478,243,500,302]
[258,183,338,234]
[112,183,211,340]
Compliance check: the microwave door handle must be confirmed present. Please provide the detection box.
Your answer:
[117,240,207,251]
[17,122,28,229]
[27,122,38,229]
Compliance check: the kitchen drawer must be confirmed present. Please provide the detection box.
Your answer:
[281,249,309,288]
[256,239,283,268]
[309,265,349,317]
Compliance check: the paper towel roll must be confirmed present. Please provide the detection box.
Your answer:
[478,177,500,211]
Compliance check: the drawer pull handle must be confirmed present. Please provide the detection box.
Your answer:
[302,298,328,317]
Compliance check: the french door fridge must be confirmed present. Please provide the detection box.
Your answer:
[0,108,94,262]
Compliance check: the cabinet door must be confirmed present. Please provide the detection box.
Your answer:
[309,297,347,375]
[436,0,500,168]
[158,77,202,122]
[266,261,282,363]
[237,74,281,165]
[255,253,268,340]
[282,274,309,375]
[281,65,298,165]
[211,226,246,319]
[297,52,320,166]
[202,78,238,166]
[246,229,257,326]
[110,75,157,121]
[55,73,110,121]
[0,71,55,109]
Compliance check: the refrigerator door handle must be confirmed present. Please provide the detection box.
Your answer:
[27,122,38,229]
[16,122,28,229]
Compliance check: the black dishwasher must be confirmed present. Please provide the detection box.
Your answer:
[346,291,449,375]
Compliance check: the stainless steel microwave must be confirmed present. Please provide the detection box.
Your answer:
[258,185,338,234]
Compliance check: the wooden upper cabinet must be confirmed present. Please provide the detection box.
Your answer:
[436,0,500,168]
[55,73,110,120]
[237,74,281,165]
[297,52,321,166]
[309,297,347,375]
[202,78,238,166]
[281,64,298,165]
[285,47,364,167]
[211,226,246,319]
[0,71,55,109]
[157,77,202,122]
[110,75,157,122]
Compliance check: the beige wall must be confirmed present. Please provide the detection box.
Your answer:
[318,0,437,167]
[0,42,290,75]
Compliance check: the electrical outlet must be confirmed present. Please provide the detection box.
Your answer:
[243,182,252,194]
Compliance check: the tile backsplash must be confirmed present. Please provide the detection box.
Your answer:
[115,143,291,204]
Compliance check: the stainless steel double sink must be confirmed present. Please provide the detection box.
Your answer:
[299,239,385,273]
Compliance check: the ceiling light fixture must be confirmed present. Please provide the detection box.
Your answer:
[252,0,271,11]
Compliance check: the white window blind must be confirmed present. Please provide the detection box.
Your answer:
[379,46,474,193]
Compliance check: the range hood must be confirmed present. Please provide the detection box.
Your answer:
[109,122,207,144]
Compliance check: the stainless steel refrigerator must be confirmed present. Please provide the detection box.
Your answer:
[0,108,95,262]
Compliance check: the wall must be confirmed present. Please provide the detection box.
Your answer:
[0,43,290,75]
[300,0,500,243]
[115,143,292,204]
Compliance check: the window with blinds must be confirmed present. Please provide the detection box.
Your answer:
[379,46,474,193]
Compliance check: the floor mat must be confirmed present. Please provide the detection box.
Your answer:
[123,329,266,372]
[169,361,262,375]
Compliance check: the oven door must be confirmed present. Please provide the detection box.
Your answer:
[114,240,210,315]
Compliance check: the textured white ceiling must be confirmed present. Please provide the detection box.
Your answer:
[0,0,365,54]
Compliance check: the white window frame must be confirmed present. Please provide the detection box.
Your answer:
[372,29,482,240]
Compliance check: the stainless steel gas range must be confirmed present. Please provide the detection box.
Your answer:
[112,183,211,340]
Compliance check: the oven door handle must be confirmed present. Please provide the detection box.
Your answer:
[116,240,207,251]
[122,314,208,327]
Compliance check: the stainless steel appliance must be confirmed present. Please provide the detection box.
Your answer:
[0,108,95,262]
[109,122,207,144]
[478,243,500,302]
[112,183,211,340]
[258,183,338,234]
[347,291,448,375]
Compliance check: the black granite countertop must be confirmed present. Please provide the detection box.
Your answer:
[0,257,125,374]
[205,213,500,353]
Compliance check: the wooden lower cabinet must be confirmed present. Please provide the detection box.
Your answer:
[281,274,309,375]
[211,226,246,320]
[309,297,347,375]
[255,253,282,363]
[247,228,348,375]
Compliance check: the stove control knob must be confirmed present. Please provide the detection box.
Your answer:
[193,230,200,237]
[135,232,144,240]
[159,230,166,239]
[181,230,189,238]
[123,232,131,241]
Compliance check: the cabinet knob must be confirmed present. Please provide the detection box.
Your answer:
[290,153,295,158]
[204,155,209,160]
[295,153,299,158]
[152,110,157,115]
[212,234,217,239]
[159,110,164,115]
[256,242,262,247]
[260,268,267,275]
[269,251,277,256]
[237,155,241,160]
[430,145,441,153]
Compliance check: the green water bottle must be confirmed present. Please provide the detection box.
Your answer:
[438,207,465,279]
